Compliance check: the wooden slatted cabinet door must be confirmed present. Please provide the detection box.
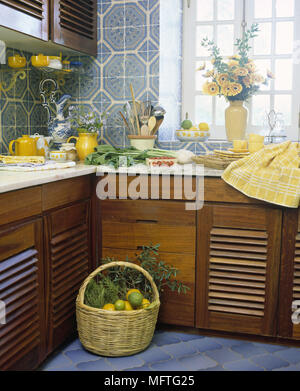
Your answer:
[196,204,282,336]
[51,0,97,56]
[0,219,45,370]
[44,200,92,354]
[278,209,300,340]
[0,0,48,40]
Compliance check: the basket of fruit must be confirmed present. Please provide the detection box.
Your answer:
[76,261,160,357]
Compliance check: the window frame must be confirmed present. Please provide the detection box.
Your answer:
[182,0,300,141]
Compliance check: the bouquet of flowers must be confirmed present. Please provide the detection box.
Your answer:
[198,24,275,102]
[69,105,107,133]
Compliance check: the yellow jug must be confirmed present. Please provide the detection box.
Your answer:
[9,135,38,156]
[67,133,98,161]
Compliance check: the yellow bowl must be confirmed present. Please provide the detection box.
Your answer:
[8,55,26,68]
[31,54,50,67]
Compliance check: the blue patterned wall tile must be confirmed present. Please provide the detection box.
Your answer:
[105,126,125,147]
[125,26,147,50]
[124,54,146,77]
[149,55,159,75]
[103,28,125,52]
[124,76,147,100]
[103,77,125,100]
[150,3,159,25]
[149,0,159,10]
[149,25,160,46]
[103,54,125,78]
[125,3,147,27]
[2,102,16,127]
[149,76,159,96]
[79,76,101,101]
[15,102,28,127]
[103,4,125,29]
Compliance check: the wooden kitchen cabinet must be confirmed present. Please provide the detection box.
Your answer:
[100,199,196,327]
[0,0,49,41]
[0,175,93,370]
[0,0,97,55]
[44,199,92,353]
[277,209,300,340]
[51,0,97,56]
[196,203,282,336]
[0,218,46,371]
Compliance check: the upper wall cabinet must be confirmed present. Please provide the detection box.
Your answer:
[51,0,97,56]
[0,0,49,40]
[0,0,97,56]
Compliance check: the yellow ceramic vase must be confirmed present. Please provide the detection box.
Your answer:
[225,101,248,141]
[67,132,98,161]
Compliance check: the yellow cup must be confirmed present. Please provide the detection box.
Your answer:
[249,142,264,153]
[248,133,265,143]
[233,140,248,150]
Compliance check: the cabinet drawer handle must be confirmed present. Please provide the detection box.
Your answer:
[136,219,158,224]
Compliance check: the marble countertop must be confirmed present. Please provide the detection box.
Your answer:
[0,163,223,194]
[0,164,97,194]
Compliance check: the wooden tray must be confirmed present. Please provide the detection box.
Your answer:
[192,154,240,170]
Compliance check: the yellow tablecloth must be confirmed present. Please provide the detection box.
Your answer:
[222,141,300,208]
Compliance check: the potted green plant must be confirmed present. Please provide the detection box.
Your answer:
[67,105,107,161]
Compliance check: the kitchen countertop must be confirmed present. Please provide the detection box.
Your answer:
[0,163,223,194]
[0,164,97,194]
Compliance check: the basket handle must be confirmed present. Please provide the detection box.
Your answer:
[77,261,160,305]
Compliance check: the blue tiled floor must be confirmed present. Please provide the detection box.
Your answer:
[39,330,300,371]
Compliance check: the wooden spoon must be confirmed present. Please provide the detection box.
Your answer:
[148,116,156,134]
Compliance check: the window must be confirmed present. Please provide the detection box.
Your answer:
[182,0,300,141]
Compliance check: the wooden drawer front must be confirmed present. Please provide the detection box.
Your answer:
[101,248,195,327]
[0,187,42,226]
[42,176,91,211]
[101,200,196,254]
[0,220,44,370]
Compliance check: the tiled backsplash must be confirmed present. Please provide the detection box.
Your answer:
[0,0,229,155]
[0,48,47,154]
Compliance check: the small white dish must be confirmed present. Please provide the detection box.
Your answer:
[49,150,67,162]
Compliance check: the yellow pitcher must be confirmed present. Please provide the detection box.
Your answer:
[9,135,37,156]
[67,133,98,161]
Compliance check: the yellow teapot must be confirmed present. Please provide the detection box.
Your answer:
[9,135,38,156]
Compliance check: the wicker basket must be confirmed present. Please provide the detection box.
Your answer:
[192,155,236,170]
[76,261,160,357]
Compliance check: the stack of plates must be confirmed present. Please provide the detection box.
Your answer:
[213,149,250,160]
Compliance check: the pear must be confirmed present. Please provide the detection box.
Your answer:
[181,112,193,130]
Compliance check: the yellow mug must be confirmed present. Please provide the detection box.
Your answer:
[248,134,265,143]
[233,140,248,150]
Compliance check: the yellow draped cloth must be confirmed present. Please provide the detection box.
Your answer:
[222,141,300,208]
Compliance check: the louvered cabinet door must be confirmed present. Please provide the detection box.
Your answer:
[0,0,48,40]
[44,200,92,353]
[196,204,282,336]
[51,0,97,56]
[0,219,45,371]
[278,209,300,340]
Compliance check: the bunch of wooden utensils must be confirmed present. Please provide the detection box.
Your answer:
[119,83,165,136]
